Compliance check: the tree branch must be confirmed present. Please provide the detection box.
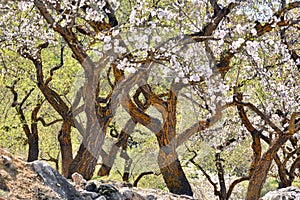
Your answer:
[189,2,238,41]
[176,102,235,147]
[188,150,220,196]
[36,117,63,127]
[103,0,118,27]
[133,172,155,187]
[209,0,221,17]
[235,100,283,135]
[226,176,249,199]
[45,45,65,85]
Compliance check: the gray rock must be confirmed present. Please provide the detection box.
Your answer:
[0,174,9,192]
[95,196,107,200]
[123,190,145,200]
[97,184,123,200]
[81,190,100,199]
[83,197,93,200]
[146,194,156,200]
[1,155,12,167]
[261,186,300,200]
[30,160,84,200]
[85,181,98,192]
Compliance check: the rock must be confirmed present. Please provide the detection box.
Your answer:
[80,190,100,199]
[95,196,107,200]
[123,190,145,200]
[97,184,123,200]
[0,174,9,192]
[1,155,12,167]
[146,194,156,200]
[85,181,98,192]
[30,160,84,200]
[261,186,300,200]
[72,172,87,190]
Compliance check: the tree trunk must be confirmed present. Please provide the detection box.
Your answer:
[98,163,112,176]
[159,156,193,196]
[58,121,73,177]
[27,134,39,162]
[216,152,227,200]
[157,140,193,196]
[276,158,292,188]
[68,144,98,180]
[156,87,193,196]
[98,146,118,176]
[246,135,290,200]
[98,120,135,176]
[28,118,39,162]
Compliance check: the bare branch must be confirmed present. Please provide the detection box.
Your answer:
[209,0,221,17]
[235,100,283,135]
[20,88,35,108]
[45,45,65,85]
[133,172,155,187]
[41,152,59,170]
[188,150,219,196]
[226,176,249,199]
[36,118,63,127]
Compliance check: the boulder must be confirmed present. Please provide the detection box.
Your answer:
[123,190,146,200]
[83,180,124,200]
[80,190,100,199]
[97,184,123,200]
[30,160,84,200]
[261,186,300,200]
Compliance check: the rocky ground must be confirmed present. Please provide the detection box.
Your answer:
[0,148,61,199]
[0,148,193,200]
[1,147,299,200]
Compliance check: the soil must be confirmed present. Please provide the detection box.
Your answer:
[0,148,60,200]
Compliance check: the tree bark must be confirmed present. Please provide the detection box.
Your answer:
[216,152,226,200]
[8,86,40,162]
[98,145,118,177]
[27,134,39,162]
[28,102,41,162]
[156,87,193,196]
[68,144,98,180]
[98,119,135,177]
[159,156,193,196]
[58,121,73,177]
[246,135,290,200]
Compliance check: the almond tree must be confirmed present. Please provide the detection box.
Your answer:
[0,0,299,198]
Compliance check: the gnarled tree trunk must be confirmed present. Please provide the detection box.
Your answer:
[158,148,193,196]
[156,87,193,196]
[246,135,290,200]
[27,133,39,162]
[68,144,98,180]
[58,121,73,177]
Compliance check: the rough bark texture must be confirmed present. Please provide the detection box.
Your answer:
[58,121,73,177]
[68,144,98,180]
[7,84,40,162]
[27,134,39,162]
[160,159,193,196]
[246,135,289,200]
[156,87,193,196]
